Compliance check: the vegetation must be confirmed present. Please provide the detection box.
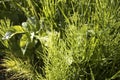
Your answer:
[0,0,120,80]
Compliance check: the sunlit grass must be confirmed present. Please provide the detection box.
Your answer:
[0,0,120,80]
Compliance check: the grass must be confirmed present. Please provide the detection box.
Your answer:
[0,0,120,80]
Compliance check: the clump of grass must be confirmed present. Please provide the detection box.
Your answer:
[2,55,34,80]
[0,0,120,80]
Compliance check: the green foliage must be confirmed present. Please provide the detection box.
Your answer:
[0,0,120,80]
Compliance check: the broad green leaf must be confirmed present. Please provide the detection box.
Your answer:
[10,25,25,33]
[20,34,28,48]
[20,32,36,55]
[2,31,13,40]
[2,25,25,40]
[21,42,29,55]
[19,33,29,55]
